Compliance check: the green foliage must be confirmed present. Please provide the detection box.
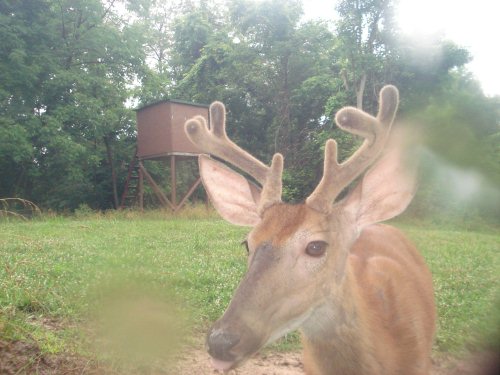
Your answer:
[0,0,142,210]
[334,0,397,110]
[417,73,499,175]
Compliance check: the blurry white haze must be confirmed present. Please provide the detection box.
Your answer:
[304,0,500,97]
[302,0,500,222]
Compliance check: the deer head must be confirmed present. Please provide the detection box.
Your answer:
[184,85,418,372]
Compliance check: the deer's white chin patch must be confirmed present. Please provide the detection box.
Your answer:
[210,357,234,372]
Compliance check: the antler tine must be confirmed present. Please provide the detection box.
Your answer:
[306,85,399,213]
[185,101,283,212]
[259,153,283,213]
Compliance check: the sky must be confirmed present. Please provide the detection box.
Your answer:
[302,0,500,97]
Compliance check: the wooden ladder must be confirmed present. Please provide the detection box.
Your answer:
[119,148,141,210]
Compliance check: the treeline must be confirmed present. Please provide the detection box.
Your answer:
[0,0,498,221]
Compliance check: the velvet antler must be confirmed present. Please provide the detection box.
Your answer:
[306,85,399,213]
[185,101,283,213]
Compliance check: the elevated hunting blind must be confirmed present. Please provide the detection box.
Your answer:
[120,100,209,211]
[136,100,209,158]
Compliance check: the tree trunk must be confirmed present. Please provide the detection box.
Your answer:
[356,73,367,109]
[104,136,119,209]
[274,53,292,155]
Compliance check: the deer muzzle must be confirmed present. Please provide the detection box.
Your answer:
[207,327,240,362]
[206,318,263,371]
[206,242,284,370]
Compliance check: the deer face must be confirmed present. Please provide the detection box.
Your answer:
[184,86,415,372]
[207,203,357,371]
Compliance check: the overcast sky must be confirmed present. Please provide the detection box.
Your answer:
[302,0,499,97]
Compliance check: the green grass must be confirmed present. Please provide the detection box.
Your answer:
[1,211,247,353]
[0,213,498,361]
[402,225,500,353]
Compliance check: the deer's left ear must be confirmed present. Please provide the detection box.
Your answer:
[342,145,418,231]
[199,155,262,226]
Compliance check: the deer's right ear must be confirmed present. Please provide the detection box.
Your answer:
[199,155,262,226]
[342,143,418,231]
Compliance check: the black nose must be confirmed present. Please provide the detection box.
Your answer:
[206,327,241,361]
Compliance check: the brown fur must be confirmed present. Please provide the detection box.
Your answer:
[301,224,435,375]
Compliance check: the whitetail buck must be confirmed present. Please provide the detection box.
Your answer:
[184,85,436,375]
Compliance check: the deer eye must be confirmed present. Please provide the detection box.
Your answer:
[305,241,327,257]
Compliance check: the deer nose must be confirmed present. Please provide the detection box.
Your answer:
[206,327,241,361]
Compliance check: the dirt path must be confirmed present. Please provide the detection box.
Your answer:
[173,347,499,375]
[173,349,304,374]
[1,338,498,374]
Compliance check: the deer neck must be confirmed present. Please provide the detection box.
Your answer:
[300,263,378,375]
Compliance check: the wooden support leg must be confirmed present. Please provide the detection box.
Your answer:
[174,177,202,212]
[139,162,175,211]
[171,155,177,208]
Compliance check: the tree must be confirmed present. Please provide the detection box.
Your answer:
[335,0,398,110]
[411,70,499,184]
[394,34,471,111]
[126,0,183,103]
[168,0,342,201]
[0,0,143,209]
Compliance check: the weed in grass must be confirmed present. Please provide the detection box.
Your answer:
[72,204,219,222]
[0,198,41,221]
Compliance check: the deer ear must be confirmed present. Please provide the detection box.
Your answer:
[199,155,261,226]
[343,144,418,231]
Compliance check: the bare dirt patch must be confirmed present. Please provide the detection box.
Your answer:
[173,347,500,375]
[1,338,498,374]
[173,348,304,374]
[430,351,499,375]
[0,339,100,375]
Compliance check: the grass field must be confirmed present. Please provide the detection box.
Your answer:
[0,210,499,368]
